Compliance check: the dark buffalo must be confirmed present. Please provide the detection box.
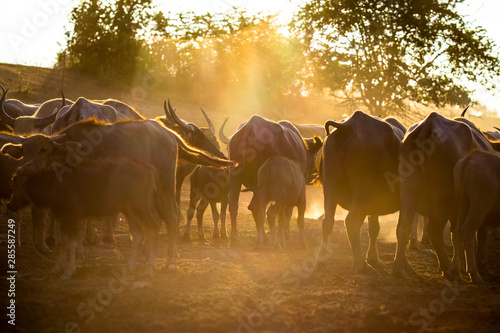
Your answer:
[184,166,229,241]
[4,99,38,118]
[157,99,226,208]
[2,118,235,270]
[248,156,307,249]
[99,99,145,120]
[8,157,162,279]
[392,112,492,276]
[315,111,401,272]
[51,97,123,134]
[226,115,323,243]
[0,85,72,134]
[449,150,500,283]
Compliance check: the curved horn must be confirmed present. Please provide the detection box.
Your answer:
[219,117,230,145]
[0,85,15,127]
[163,100,175,123]
[494,127,500,132]
[200,107,215,134]
[324,120,347,135]
[461,106,469,117]
[167,98,192,132]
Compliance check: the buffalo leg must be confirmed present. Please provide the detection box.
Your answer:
[266,203,281,249]
[476,224,490,276]
[210,201,220,240]
[125,214,144,273]
[314,194,337,268]
[366,215,382,267]
[184,187,200,241]
[427,216,450,275]
[102,215,118,244]
[220,198,228,239]
[297,194,308,249]
[228,172,242,243]
[393,189,417,276]
[345,207,372,273]
[32,207,51,253]
[283,206,293,241]
[196,200,209,241]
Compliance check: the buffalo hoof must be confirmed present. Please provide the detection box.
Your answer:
[356,262,378,275]
[182,233,191,242]
[253,243,265,251]
[392,261,415,278]
[313,260,327,272]
[59,271,74,280]
[366,257,383,268]
[470,273,486,284]
[102,236,116,245]
[198,234,206,242]
[409,241,421,251]
[143,266,156,278]
[446,269,463,283]
[45,236,56,248]
[163,263,177,271]
[220,232,228,240]
[212,233,220,241]
[38,244,53,254]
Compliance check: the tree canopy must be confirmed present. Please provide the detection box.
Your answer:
[294,0,500,116]
[61,0,500,117]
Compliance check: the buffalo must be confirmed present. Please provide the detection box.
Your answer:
[8,157,162,279]
[184,166,229,241]
[392,112,492,276]
[449,150,500,283]
[2,117,235,270]
[224,115,323,243]
[315,111,402,272]
[248,156,307,249]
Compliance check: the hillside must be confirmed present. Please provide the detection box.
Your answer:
[1,62,499,134]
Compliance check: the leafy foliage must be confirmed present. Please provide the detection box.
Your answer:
[294,0,500,116]
[64,0,154,83]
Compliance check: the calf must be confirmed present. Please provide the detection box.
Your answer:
[449,150,500,283]
[7,157,162,279]
[183,166,229,241]
[248,156,307,249]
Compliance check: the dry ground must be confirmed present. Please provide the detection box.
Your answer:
[1,184,500,333]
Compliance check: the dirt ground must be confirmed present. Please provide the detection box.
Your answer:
[1,182,500,333]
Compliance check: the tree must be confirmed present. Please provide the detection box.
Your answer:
[294,0,500,117]
[63,0,154,84]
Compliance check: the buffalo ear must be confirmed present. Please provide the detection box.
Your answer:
[1,143,23,159]
[313,136,323,152]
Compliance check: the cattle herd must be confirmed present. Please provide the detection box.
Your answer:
[0,84,499,285]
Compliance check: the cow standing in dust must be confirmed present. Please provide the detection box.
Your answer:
[248,156,306,249]
[315,111,402,273]
[392,112,492,277]
[7,158,162,280]
[2,118,235,271]
[184,166,229,241]
[449,150,500,283]
[224,115,322,244]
